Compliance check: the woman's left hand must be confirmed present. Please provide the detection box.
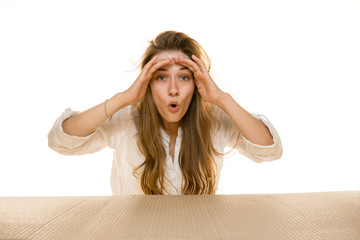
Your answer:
[175,55,224,105]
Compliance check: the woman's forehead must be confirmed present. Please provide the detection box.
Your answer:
[156,63,190,72]
[155,50,190,60]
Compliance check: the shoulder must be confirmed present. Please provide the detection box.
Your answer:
[100,105,137,134]
[211,106,233,133]
[210,106,232,139]
[99,105,138,148]
[112,105,137,122]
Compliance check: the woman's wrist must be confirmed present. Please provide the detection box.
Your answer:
[108,92,131,116]
[213,91,232,110]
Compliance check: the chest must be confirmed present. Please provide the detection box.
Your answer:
[169,136,177,163]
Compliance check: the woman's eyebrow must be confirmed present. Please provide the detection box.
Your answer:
[155,68,167,72]
[155,67,189,72]
[180,66,190,70]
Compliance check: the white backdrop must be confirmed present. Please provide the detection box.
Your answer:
[0,0,359,196]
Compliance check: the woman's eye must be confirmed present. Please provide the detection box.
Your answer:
[181,75,189,80]
[157,75,166,80]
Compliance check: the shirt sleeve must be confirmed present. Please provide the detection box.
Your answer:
[216,109,283,163]
[47,108,108,155]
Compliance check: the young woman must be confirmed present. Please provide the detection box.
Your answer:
[48,31,282,195]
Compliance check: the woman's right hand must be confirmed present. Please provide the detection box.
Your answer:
[61,56,173,137]
[124,56,174,105]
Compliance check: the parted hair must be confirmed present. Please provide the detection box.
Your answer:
[133,31,221,195]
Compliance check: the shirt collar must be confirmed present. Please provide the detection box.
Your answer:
[160,127,183,144]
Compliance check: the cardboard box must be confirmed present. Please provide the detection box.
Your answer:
[0,191,359,239]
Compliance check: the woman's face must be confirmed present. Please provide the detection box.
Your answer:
[149,50,195,128]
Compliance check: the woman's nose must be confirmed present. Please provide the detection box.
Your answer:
[168,78,179,96]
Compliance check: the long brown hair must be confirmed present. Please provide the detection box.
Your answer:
[134,31,221,195]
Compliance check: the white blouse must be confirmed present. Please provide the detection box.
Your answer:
[48,106,282,195]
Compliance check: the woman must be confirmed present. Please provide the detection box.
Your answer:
[48,31,282,195]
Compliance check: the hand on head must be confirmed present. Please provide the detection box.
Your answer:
[125,52,223,107]
[174,55,223,105]
[124,56,174,105]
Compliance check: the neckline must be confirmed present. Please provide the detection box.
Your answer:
[160,127,183,144]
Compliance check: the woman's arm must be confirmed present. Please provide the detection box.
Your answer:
[175,55,274,146]
[214,93,274,146]
[62,92,129,137]
[62,57,173,137]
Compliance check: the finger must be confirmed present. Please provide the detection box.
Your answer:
[191,55,208,72]
[175,57,201,74]
[147,58,173,75]
[143,56,158,71]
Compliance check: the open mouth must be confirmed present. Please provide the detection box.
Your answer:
[168,102,179,113]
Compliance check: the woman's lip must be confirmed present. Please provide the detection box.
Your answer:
[168,101,179,105]
[168,104,179,113]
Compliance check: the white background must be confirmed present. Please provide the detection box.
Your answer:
[0,0,359,196]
